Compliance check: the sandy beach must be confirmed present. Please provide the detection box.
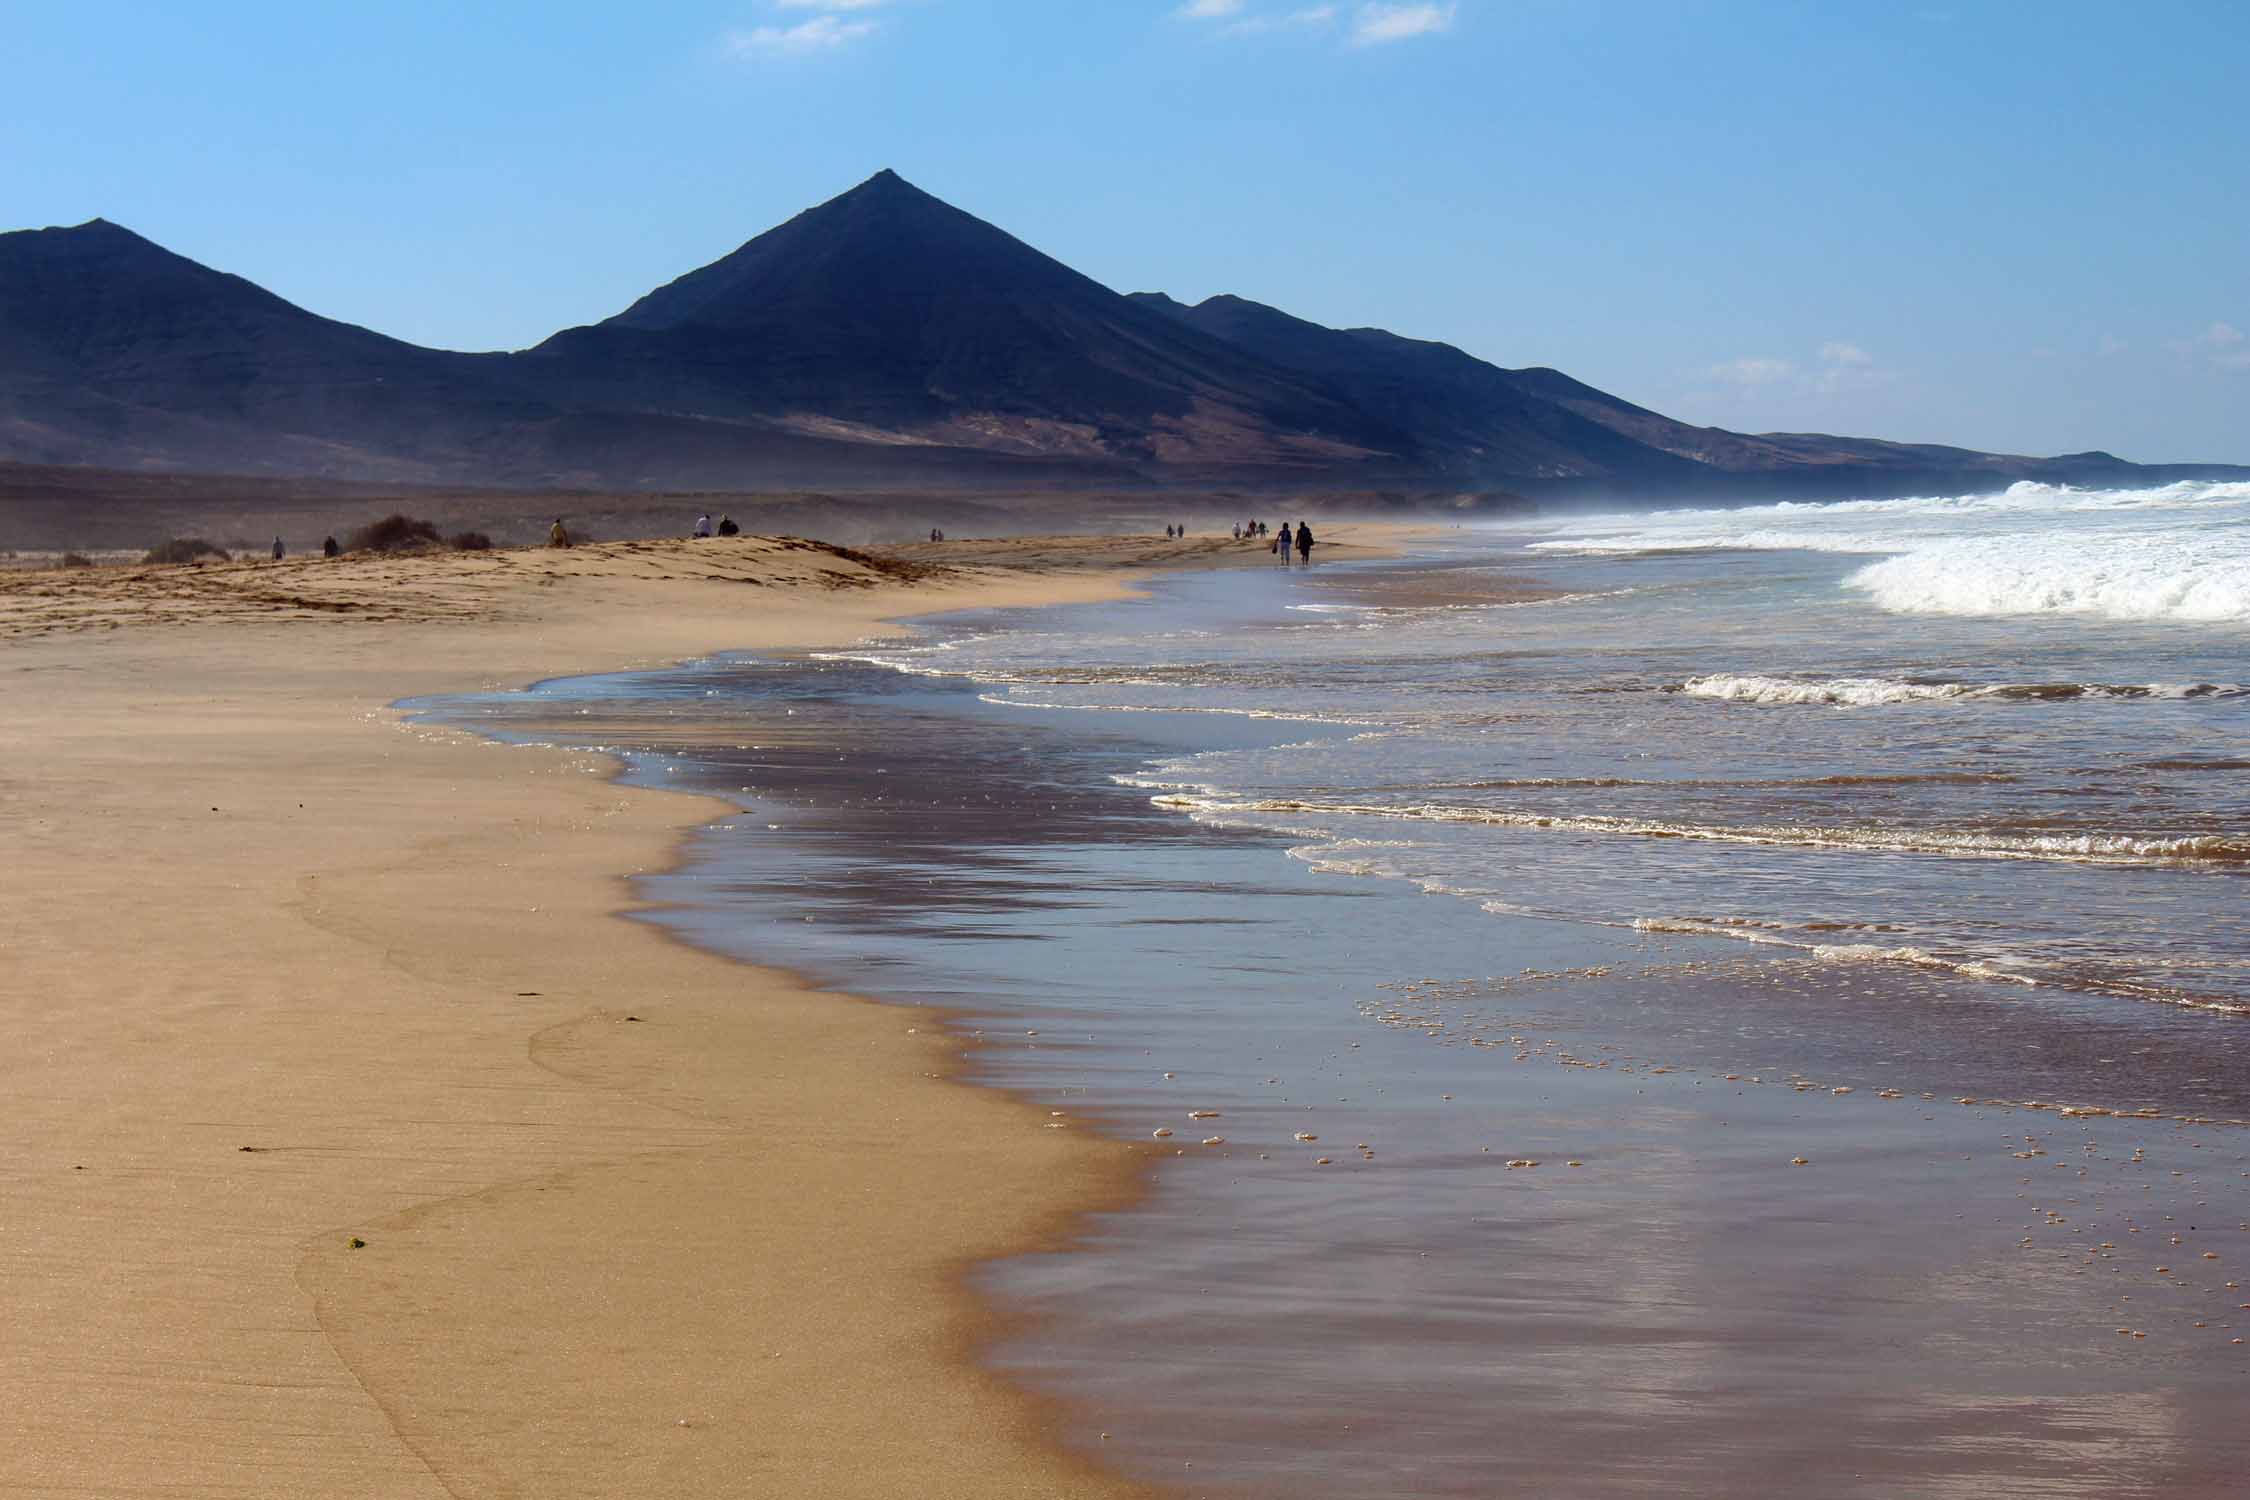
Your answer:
[0,527,1398,1498]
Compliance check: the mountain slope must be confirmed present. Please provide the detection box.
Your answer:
[523,170,1403,467]
[2,176,2242,495]
[0,218,524,477]
[1132,290,2243,493]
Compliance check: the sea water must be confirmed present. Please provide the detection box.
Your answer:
[421,478,2250,1495]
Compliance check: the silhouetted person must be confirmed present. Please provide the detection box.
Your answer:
[1296,520,1315,565]
[271,537,284,561]
[717,515,739,536]
[321,535,339,558]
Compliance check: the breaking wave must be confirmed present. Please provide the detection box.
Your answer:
[1519,479,2250,624]
[1846,533,2250,623]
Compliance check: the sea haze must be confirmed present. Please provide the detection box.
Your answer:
[418,480,2250,1496]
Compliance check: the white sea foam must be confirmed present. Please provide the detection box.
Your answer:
[978,693,1381,725]
[1153,792,2250,867]
[1631,917,2042,986]
[1845,532,2250,622]
[1681,674,1974,707]
[1517,480,2250,624]
[1677,673,2245,706]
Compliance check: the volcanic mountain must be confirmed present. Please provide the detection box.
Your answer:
[522,169,1403,469]
[0,217,511,479]
[2,171,2242,496]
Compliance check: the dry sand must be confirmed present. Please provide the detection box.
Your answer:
[0,526,1401,1497]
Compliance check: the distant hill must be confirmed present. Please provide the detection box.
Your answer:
[3,173,2243,498]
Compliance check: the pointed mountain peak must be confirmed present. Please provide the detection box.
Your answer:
[4,216,144,246]
[2,216,186,270]
[599,169,1100,333]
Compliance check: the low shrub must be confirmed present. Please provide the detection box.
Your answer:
[448,531,493,551]
[143,537,229,565]
[59,552,93,568]
[342,514,441,553]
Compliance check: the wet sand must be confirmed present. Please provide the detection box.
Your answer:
[0,529,1400,1498]
[461,566,2250,1498]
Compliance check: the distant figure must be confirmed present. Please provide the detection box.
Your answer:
[1232,523,1241,540]
[694,513,712,538]
[271,537,284,561]
[1296,520,1315,565]
[321,535,339,558]
[1164,524,1174,539]
[1177,521,1186,538]
[717,515,739,536]
[549,518,571,549]
[931,527,941,543]
[1275,522,1292,562]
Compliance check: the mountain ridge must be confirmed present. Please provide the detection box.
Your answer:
[3,173,2242,498]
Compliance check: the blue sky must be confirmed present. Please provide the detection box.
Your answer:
[7,1,2245,462]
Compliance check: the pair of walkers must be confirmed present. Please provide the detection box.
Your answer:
[1272,520,1315,565]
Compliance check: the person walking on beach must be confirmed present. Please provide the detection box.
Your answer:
[549,518,571,548]
[321,535,339,558]
[1275,522,1292,563]
[270,537,284,561]
[1296,520,1315,565]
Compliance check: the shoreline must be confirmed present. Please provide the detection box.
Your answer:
[0,527,1413,1496]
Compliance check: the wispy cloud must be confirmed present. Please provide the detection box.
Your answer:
[726,1,889,58]
[1707,342,1895,397]
[2169,320,2248,373]
[1223,4,1340,36]
[1176,1,1439,45]
[1350,2,1456,45]
[1709,356,1795,387]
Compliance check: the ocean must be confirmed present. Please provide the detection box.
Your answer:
[425,479,2250,1496]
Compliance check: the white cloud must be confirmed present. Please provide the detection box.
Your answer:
[2167,320,2248,372]
[1184,1,1418,43]
[1221,5,1340,35]
[725,12,881,57]
[1705,344,1896,398]
[1710,356,1795,387]
[1350,2,1456,45]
